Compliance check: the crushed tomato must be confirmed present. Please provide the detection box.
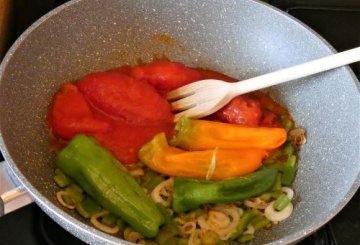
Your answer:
[49,60,290,165]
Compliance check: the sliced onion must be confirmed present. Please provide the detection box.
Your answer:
[244,198,268,209]
[197,216,210,230]
[151,178,174,207]
[129,168,144,177]
[188,229,202,245]
[264,201,293,222]
[197,204,239,240]
[123,227,144,243]
[243,224,255,235]
[90,210,120,234]
[56,191,75,209]
[179,221,197,235]
[141,187,149,194]
[175,216,187,226]
[207,210,230,229]
[281,187,294,200]
[238,207,244,217]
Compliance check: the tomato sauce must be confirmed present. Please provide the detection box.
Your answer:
[49,60,290,165]
[50,74,173,163]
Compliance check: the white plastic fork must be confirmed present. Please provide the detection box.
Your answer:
[167,46,360,121]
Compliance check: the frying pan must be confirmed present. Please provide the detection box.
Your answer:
[0,0,359,244]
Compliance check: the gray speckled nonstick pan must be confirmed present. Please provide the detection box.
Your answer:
[0,0,359,244]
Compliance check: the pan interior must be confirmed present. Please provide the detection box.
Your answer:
[0,0,359,244]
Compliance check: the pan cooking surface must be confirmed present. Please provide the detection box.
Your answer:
[0,0,359,244]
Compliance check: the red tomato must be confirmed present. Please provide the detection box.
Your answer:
[260,111,282,128]
[94,123,174,164]
[108,65,132,75]
[196,68,237,82]
[77,71,173,125]
[214,95,262,126]
[50,83,109,139]
[131,61,202,92]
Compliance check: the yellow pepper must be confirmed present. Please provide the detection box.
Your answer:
[139,133,268,180]
[170,117,287,151]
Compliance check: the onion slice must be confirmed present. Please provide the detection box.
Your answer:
[188,229,202,245]
[90,210,120,234]
[56,191,75,209]
[179,221,197,235]
[281,187,294,200]
[123,227,144,243]
[151,178,174,207]
[197,204,240,240]
[244,224,255,235]
[264,201,293,222]
[244,197,268,209]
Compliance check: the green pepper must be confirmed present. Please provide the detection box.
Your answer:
[54,169,71,188]
[75,196,102,218]
[155,222,179,245]
[231,211,254,239]
[281,155,297,186]
[56,135,164,237]
[267,154,297,186]
[172,168,278,213]
[142,170,165,191]
[250,215,270,230]
[280,114,294,132]
[193,208,204,217]
[156,203,173,225]
[263,149,282,165]
[201,230,220,245]
[282,142,294,156]
[274,193,290,211]
[65,184,84,204]
[271,190,283,199]
[271,173,282,192]
[238,234,254,243]
[102,213,118,227]
[259,192,272,202]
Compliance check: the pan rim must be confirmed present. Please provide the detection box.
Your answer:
[0,1,130,244]
[0,0,359,244]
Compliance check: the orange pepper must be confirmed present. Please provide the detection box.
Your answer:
[139,133,268,180]
[170,117,287,151]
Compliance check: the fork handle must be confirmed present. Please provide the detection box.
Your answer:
[231,46,360,95]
